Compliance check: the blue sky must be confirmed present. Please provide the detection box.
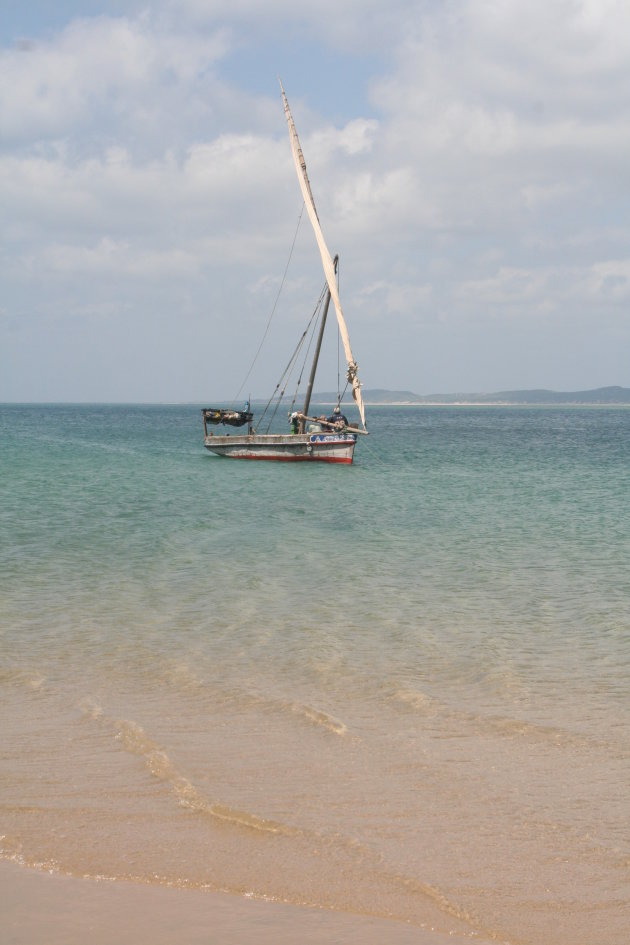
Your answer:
[2,0,629,402]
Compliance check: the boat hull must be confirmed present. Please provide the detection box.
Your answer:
[204,432,357,463]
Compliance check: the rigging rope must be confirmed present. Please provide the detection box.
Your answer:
[287,299,323,415]
[256,289,325,432]
[232,205,305,406]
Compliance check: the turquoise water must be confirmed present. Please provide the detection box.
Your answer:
[2,404,630,944]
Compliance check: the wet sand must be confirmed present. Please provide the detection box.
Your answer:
[1,860,489,945]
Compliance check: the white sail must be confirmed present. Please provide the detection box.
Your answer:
[280,82,366,430]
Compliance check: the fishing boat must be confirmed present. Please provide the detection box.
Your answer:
[202,83,368,464]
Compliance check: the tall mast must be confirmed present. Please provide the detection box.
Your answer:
[279,81,366,431]
[302,257,337,422]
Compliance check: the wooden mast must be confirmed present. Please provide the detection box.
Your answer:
[302,256,338,429]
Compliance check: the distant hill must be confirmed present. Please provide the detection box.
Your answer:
[315,386,630,405]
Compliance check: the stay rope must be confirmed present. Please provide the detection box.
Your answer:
[232,205,305,406]
[256,285,326,432]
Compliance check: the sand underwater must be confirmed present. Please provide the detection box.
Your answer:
[2,404,629,944]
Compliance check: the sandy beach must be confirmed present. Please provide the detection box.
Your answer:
[1,860,480,945]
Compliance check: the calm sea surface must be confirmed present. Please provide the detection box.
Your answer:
[1,404,629,943]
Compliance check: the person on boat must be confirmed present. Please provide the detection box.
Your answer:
[327,406,348,428]
[289,411,300,434]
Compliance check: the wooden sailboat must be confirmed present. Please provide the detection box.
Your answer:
[203,83,368,464]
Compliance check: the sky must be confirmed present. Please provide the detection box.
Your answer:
[1,0,629,402]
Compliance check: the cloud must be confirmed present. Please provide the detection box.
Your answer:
[356,279,433,319]
[370,0,630,221]
[0,13,234,151]
[1,0,630,401]
[40,237,199,278]
[163,0,417,50]
[457,267,551,309]
[588,258,630,302]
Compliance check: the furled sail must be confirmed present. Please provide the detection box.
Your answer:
[280,82,366,430]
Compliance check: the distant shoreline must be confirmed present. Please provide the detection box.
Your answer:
[317,385,630,407]
[355,401,630,407]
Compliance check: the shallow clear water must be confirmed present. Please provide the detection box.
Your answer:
[2,404,629,943]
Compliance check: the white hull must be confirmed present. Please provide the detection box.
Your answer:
[204,432,357,463]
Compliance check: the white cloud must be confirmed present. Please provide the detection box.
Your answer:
[1,0,630,400]
[357,279,433,319]
[588,259,630,302]
[41,237,200,278]
[370,0,630,204]
[457,266,553,310]
[0,14,233,148]
[163,0,416,50]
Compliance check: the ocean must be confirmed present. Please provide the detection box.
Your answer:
[1,403,629,944]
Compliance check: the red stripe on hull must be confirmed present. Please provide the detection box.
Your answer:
[233,454,353,463]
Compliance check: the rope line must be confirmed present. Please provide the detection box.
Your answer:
[232,205,305,406]
[287,300,323,415]
[256,289,325,432]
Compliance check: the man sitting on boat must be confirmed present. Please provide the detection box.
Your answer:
[326,406,348,429]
